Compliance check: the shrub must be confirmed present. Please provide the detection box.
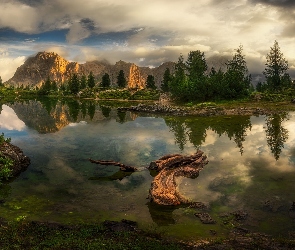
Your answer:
[98,89,131,100]
[0,155,13,181]
[0,133,11,144]
[130,89,160,100]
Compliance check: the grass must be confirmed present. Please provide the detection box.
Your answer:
[0,220,188,250]
[1,219,295,249]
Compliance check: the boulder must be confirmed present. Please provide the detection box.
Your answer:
[0,142,30,178]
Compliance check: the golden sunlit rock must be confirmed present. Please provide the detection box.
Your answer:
[128,64,145,89]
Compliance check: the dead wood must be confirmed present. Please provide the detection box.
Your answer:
[148,150,209,205]
[89,159,137,172]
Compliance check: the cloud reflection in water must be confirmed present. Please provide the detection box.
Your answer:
[0,105,26,131]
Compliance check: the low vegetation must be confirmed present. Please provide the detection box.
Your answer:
[0,133,13,183]
[0,220,187,250]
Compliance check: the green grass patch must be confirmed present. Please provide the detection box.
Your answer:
[130,89,160,100]
[0,221,187,250]
[98,89,132,100]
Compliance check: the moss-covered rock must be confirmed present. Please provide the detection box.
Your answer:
[0,141,30,180]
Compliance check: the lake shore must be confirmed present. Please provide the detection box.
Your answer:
[0,219,294,249]
[117,100,295,117]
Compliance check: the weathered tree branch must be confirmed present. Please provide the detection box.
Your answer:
[148,150,209,205]
[89,159,137,172]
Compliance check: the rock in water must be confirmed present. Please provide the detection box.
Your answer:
[0,142,30,177]
[148,150,209,205]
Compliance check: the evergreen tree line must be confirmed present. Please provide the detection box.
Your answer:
[38,69,159,96]
[38,72,96,95]
[160,41,293,102]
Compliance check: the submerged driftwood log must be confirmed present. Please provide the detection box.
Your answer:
[89,159,137,172]
[148,150,209,205]
[89,150,208,206]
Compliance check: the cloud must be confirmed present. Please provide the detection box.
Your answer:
[250,0,295,8]
[66,22,91,44]
[0,0,294,80]
[0,2,39,33]
[0,54,26,82]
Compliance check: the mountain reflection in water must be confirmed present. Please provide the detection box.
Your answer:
[0,99,295,239]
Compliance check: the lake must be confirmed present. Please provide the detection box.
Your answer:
[0,99,295,241]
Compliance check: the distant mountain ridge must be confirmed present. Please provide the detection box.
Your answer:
[5,52,176,88]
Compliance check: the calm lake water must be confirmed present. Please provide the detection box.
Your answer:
[0,99,295,240]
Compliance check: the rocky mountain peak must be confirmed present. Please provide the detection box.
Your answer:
[5,52,175,88]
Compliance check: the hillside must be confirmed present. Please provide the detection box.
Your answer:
[5,52,175,89]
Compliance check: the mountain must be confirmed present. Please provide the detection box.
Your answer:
[5,52,175,89]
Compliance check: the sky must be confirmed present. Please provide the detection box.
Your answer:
[0,0,295,82]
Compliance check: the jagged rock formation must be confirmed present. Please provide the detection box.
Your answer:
[148,150,209,205]
[7,52,80,87]
[128,64,145,89]
[0,142,30,177]
[5,52,175,88]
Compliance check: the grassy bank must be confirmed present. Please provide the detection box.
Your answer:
[1,219,295,250]
[0,220,189,250]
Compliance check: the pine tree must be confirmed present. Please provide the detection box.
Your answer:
[161,68,171,92]
[0,76,3,87]
[186,50,208,101]
[60,83,66,92]
[223,45,251,99]
[69,74,80,95]
[87,71,95,88]
[51,80,58,91]
[207,67,224,100]
[80,74,87,89]
[117,70,127,88]
[101,73,111,88]
[146,75,156,89]
[169,54,188,101]
[38,77,52,95]
[264,40,289,91]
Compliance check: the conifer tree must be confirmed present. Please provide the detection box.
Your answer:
[80,74,87,89]
[169,54,188,100]
[101,73,111,88]
[51,80,58,91]
[186,50,208,101]
[146,75,156,89]
[223,45,251,99]
[69,74,80,95]
[117,70,127,88]
[87,71,95,88]
[264,40,289,91]
[38,77,52,95]
[161,68,171,92]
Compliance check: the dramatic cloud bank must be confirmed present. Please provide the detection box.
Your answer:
[0,0,294,81]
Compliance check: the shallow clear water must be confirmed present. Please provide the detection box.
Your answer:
[0,99,295,240]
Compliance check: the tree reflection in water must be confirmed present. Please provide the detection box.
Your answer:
[4,99,291,161]
[265,113,289,160]
[165,116,252,155]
